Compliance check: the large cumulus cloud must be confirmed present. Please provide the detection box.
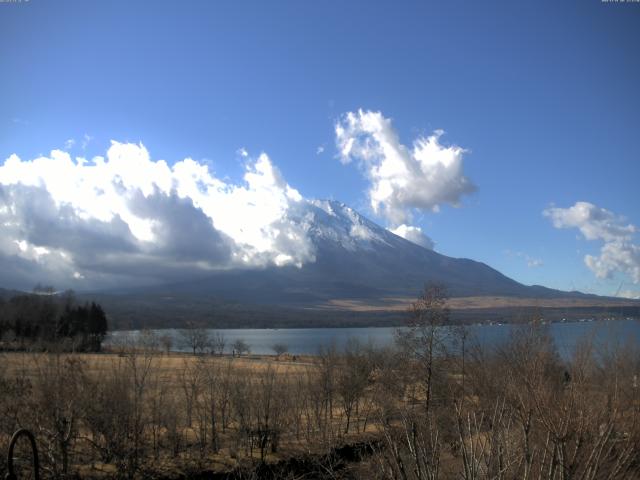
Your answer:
[0,110,479,290]
[544,201,640,284]
[0,142,315,289]
[335,109,476,231]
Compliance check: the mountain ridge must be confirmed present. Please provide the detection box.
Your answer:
[130,199,606,304]
[4,199,637,330]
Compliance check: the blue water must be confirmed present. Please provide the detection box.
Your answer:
[107,318,640,357]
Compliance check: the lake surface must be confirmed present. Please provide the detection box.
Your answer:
[107,318,640,357]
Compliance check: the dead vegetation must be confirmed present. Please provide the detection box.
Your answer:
[0,287,639,479]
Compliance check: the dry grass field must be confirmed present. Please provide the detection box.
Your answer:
[325,295,640,312]
[1,350,313,380]
[1,318,639,479]
[0,347,381,479]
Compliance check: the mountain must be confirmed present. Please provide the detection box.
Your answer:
[77,199,639,329]
[138,200,590,303]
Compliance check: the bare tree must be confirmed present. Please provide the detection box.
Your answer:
[253,366,288,461]
[271,343,288,357]
[138,329,159,353]
[201,357,223,452]
[159,333,173,355]
[179,358,202,428]
[80,349,154,479]
[32,352,85,477]
[146,357,170,460]
[395,283,449,415]
[315,343,339,444]
[232,338,250,356]
[211,331,226,356]
[336,338,371,434]
[179,324,211,355]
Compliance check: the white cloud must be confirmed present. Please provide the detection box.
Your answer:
[583,242,640,283]
[0,111,473,290]
[335,109,476,225]
[544,201,635,242]
[389,224,434,250]
[0,142,315,288]
[81,134,93,150]
[544,202,640,283]
[527,258,543,268]
[505,250,543,268]
[349,224,374,241]
[316,145,325,155]
[63,135,91,151]
[618,290,640,300]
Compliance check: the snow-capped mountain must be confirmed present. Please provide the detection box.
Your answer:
[303,199,400,251]
[86,199,635,329]
[151,199,574,304]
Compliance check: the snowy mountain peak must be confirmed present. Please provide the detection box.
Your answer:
[300,199,393,252]
[113,199,595,306]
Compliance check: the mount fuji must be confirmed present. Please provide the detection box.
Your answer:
[87,199,638,328]
[128,200,587,303]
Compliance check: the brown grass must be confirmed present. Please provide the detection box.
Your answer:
[1,350,313,376]
[323,295,639,312]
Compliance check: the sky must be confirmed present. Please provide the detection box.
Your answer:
[0,0,639,297]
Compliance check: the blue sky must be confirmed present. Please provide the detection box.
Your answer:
[1,0,639,296]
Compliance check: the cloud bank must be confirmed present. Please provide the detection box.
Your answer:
[0,142,315,289]
[335,109,476,231]
[544,201,640,283]
[0,111,474,289]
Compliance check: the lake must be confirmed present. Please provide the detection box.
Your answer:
[107,318,640,357]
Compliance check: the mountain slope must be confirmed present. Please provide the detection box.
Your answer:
[77,200,640,329]
[145,200,589,304]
